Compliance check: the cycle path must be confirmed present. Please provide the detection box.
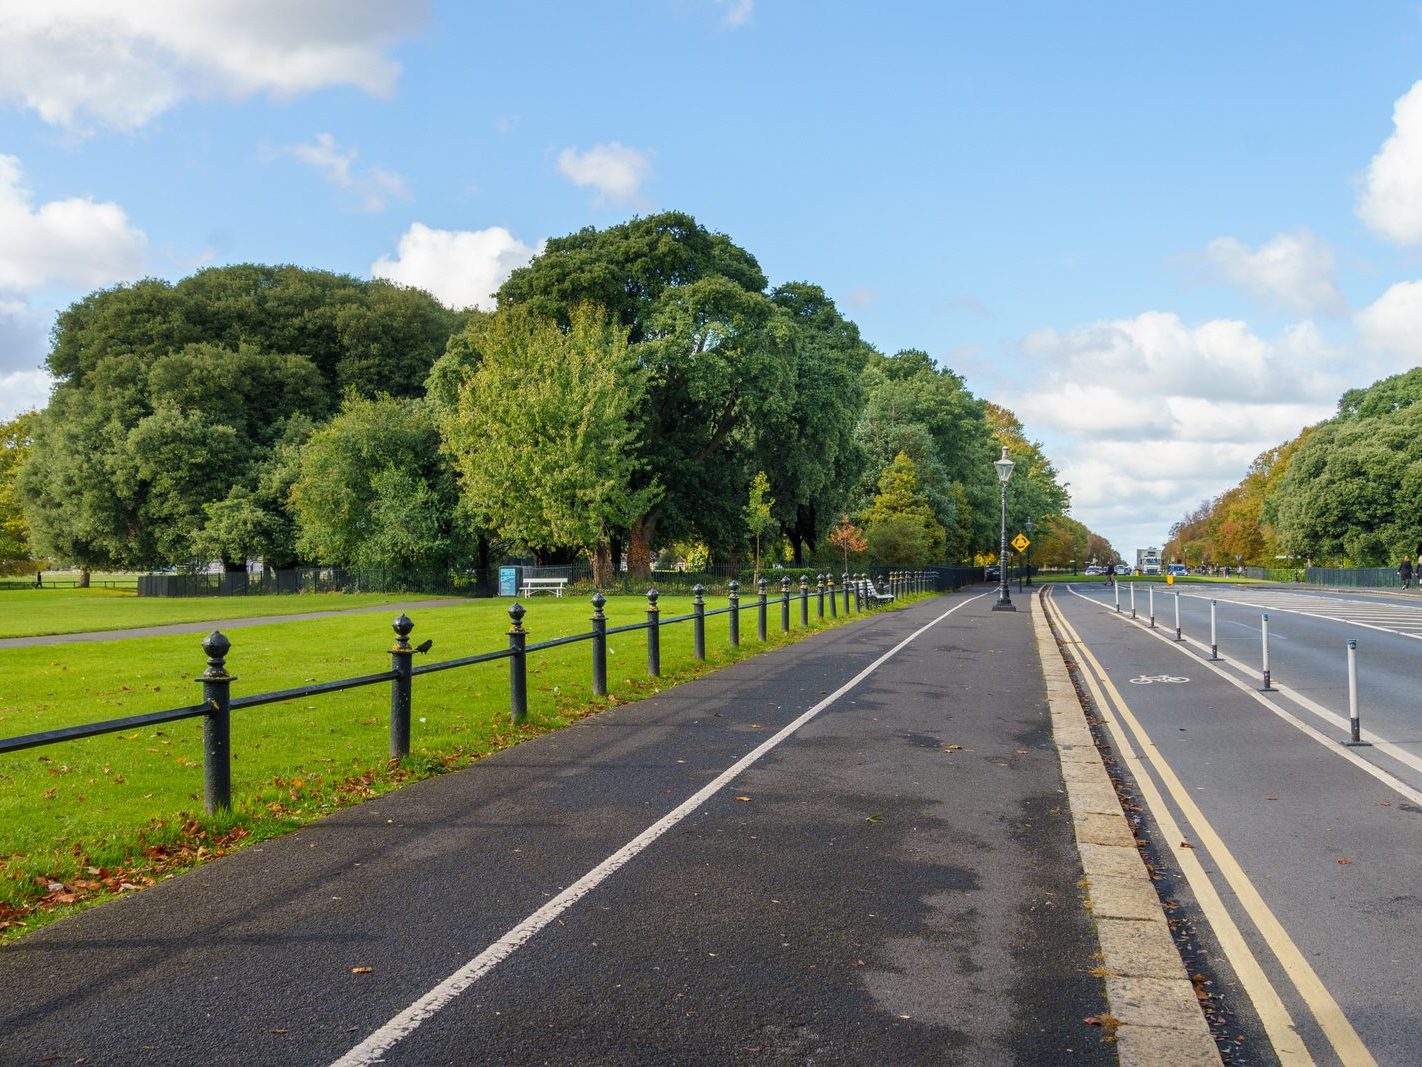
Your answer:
[3,591,1117,1065]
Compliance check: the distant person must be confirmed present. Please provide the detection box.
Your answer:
[1401,555,1413,591]
[34,570,41,588]
[1104,561,1116,588]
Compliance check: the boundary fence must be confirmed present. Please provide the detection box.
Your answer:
[1244,565,1401,588]
[1,571,965,815]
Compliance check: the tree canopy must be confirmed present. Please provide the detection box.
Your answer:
[433,303,657,585]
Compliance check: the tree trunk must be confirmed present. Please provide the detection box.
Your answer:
[590,541,613,588]
[627,513,658,582]
[789,531,804,565]
[78,569,90,588]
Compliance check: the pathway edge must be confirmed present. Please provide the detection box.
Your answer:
[1030,588,1222,1066]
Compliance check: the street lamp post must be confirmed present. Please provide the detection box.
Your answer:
[993,446,1015,612]
[1025,516,1034,587]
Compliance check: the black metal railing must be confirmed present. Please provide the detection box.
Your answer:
[1,571,949,815]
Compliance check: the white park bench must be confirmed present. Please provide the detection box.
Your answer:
[520,576,569,597]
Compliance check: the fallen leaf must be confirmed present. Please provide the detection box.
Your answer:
[351,966,373,974]
[735,796,752,802]
[1265,795,1278,801]
[1338,858,1351,865]
[1179,841,1194,849]
[1083,1015,1102,1026]
[1380,801,1392,807]
[942,744,962,752]
[865,814,882,823]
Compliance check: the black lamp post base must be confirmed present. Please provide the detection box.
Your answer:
[992,600,1016,612]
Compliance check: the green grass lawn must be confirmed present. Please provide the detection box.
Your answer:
[0,589,914,938]
[0,588,426,638]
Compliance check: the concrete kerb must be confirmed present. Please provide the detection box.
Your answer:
[1031,590,1223,1066]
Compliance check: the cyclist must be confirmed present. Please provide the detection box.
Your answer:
[1104,561,1116,588]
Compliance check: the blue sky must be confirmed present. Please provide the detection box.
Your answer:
[3,2,1422,557]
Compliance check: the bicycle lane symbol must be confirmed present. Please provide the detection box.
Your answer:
[1129,674,1189,685]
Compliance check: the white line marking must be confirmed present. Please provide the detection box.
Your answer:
[1065,586,1422,802]
[329,594,987,1066]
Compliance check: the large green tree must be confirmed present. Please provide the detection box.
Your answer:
[494,212,793,576]
[20,265,460,571]
[749,283,870,562]
[434,303,657,586]
[856,350,998,557]
[289,394,470,579]
[862,452,946,565]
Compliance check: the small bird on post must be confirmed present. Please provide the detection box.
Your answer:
[414,639,433,654]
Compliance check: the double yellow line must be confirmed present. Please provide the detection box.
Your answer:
[1043,590,1374,1067]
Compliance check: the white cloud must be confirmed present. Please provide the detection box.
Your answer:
[1358,79,1422,243]
[716,0,754,28]
[1355,279,1422,361]
[0,1,424,132]
[286,132,409,212]
[1202,229,1345,316]
[1011,311,1341,555]
[556,143,653,208]
[371,223,540,311]
[0,369,52,420]
[0,155,147,292]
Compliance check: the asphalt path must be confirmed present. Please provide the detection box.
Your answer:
[0,590,1111,1066]
[1051,582,1422,1065]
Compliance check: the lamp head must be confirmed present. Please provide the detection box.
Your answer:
[994,445,1015,485]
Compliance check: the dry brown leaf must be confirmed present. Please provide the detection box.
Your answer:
[735,796,752,802]
[351,966,373,974]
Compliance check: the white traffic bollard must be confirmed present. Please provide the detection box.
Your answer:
[1174,592,1181,641]
[1130,583,1136,619]
[1343,638,1370,747]
[1210,600,1218,660]
[1149,586,1155,629]
[1261,612,1275,691]
[1114,581,1121,613]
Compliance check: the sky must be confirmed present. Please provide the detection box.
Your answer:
[2,2,1422,558]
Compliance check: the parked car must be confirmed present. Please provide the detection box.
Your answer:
[985,564,1000,581]
[1166,563,1188,577]
[1084,565,1105,576]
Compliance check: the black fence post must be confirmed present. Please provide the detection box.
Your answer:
[828,573,838,618]
[843,571,851,614]
[780,577,791,633]
[758,577,768,641]
[201,631,233,815]
[799,575,809,627]
[855,574,863,612]
[728,579,740,647]
[508,602,527,726]
[646,588,661,677]
[817,574,825,619]
[389,613,414,761]
[693,583,706,662]
[591,592,607,697]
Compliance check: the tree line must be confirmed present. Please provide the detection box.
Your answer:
[1163,367,1422,569]
[0,211,1108,584]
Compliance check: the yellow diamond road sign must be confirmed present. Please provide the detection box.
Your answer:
[1011,533,1030,552]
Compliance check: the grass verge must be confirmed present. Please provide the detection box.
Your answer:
[0,590,927,941]
[0,589,429,639]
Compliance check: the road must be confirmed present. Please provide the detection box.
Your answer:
[1047,581,1422,1066]
[0,591,1114,1066]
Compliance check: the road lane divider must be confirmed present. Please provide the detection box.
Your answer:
[1047,590,1376,1067]
[329,593,988,1067]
